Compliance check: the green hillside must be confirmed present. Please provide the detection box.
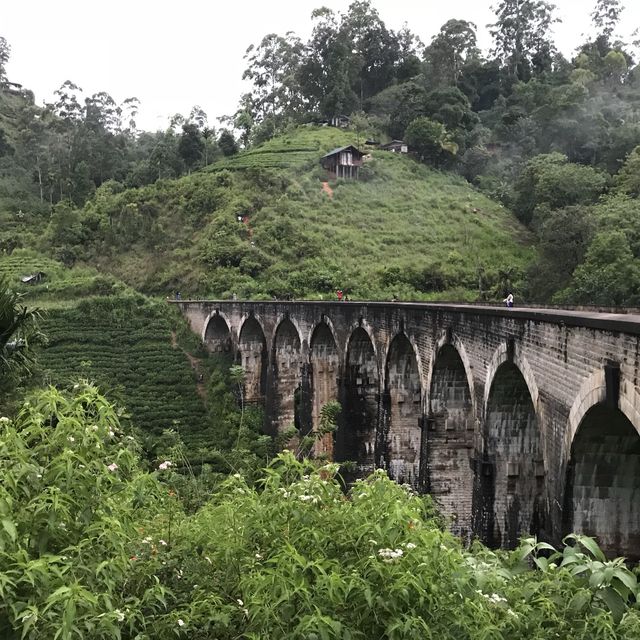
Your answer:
[26,125,533,300]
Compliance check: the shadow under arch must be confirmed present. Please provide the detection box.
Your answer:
[382,332,423,488]
[270,317,304,434]
[427,340,475,542]
[564,397,640,560]
[308,322,340,458]
[203,312,233,355]
[338,326,380,476]
[238,316,268,406]
[482,358,543,550]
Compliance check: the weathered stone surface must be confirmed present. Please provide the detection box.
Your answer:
[176,300,640,557]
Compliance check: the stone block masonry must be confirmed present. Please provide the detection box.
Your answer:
[176,300,640,559]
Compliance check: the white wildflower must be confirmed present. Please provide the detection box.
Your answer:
[109,430,115,438]
[237,599,244,606]
[484,593,507,605]
[177,619,185,627]
[114,609,125,622]
[107,462,118,472]
[377,548,404,563]
[68,436,75,443]
[507,609,518,618]
[91,425,99,431]
[158,460,172,471]
[255,553,263,559]
[0,417,10,424]
[142,536,153,544]
[159,539,167,546]
[405,542,416,550]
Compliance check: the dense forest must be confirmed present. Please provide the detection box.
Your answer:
[1,0,640,303]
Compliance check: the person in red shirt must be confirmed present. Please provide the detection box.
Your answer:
[336,289,343,301]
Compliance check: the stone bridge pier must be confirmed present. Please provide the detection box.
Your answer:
[176,300,640,558]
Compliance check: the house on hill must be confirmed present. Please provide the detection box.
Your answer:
[320,145,364,180]
[380,140,408,154]
[20,271,46,285]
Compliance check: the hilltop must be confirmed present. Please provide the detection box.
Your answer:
[7,126,532,301]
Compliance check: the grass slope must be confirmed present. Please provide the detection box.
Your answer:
[66,125,534,300]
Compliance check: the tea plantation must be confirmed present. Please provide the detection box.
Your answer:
[36,295,209,449]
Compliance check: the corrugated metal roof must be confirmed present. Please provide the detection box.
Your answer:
[321,145,361,159]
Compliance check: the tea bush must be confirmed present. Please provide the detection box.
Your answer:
[1,385,639,639]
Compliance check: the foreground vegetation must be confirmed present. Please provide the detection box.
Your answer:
[1,384,639,639]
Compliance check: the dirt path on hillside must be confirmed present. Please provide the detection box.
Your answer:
[171,331,206,399]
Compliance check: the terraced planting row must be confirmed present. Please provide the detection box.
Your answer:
[210,150,318,171]
[0,250,61,281]
[38,302,209,446]
[1,250,120,305]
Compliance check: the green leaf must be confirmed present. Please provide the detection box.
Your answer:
[612,569,637,593]
[589,570,605,589]
[1,518,17,541]
[569,591,591,613]
[599,586,626,624]
[575,535,606,562]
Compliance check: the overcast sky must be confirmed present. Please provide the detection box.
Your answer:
[4,0,639,131]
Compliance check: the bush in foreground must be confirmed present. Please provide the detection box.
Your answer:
[0,385,639,639]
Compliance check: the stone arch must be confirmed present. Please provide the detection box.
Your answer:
[203,312,233,355]
[238,316,268,405]
[342,319,377,365]
[483,341,539,415]
[307,315,340,357]
[482,357,543,549]
[270,318,304,433]
[338,326,380,476]
[563,403,640,560]
[309,322,340,458]
[567,369,640,458]
[427,338,475,542]
[383,333,424,487]
[425,330,476,416]
[270,314,305,354]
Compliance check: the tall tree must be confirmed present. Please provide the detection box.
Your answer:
[591,0,623,42]
[341,0,400,100]
[218,129,239,157]
[425,20,479,87]
[489,0,560,81]
[0,36,10,82]
[242,32,304,123]
[178,123,204,172]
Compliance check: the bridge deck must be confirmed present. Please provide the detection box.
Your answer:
[170,300,640,336]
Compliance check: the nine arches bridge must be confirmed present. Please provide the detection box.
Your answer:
[175,299,640,559]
